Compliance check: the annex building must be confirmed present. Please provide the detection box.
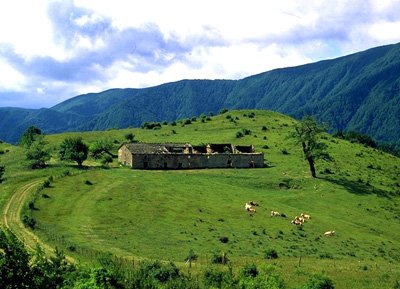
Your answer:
[118,143,264,169]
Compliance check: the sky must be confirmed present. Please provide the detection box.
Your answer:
[1,0,400,108]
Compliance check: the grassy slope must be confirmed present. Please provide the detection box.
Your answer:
[1,109,400,288]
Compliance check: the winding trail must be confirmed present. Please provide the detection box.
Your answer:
[2,180,75,262]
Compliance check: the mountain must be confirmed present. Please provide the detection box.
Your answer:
[1,42,399,145]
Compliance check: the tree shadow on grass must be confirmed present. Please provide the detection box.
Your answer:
[324,177,394,198]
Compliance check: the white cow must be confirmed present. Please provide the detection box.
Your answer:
[271,210,281,217]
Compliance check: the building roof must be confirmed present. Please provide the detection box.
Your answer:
[120,142,259,155]
[121,143,189,154]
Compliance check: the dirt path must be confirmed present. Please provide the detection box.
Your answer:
[2,180,75,262]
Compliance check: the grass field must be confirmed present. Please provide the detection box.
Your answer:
[2,109,400,288]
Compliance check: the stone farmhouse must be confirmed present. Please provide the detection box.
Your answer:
[118,143,264,169]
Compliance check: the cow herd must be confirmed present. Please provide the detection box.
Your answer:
[244,201,335,237]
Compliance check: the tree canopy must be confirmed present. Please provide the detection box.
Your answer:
[290,116,331,178]
[59,137,88,167]
[25,135,51,169]
[19,126,42,148]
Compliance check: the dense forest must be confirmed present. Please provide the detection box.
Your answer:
[0,42,399,148]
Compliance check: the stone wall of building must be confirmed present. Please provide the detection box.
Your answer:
[118,145,133,167]
[126,153,264,169]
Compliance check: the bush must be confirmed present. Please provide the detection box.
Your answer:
[141,122,162,130]
[211,251,229,264]
[240,263,258,278]
[281,148,289,155]
[85,180,93,185]
[137,261,180,283]
[265,249,279,259]
[236,131,244,138]
[43,180,51,188]
[219,236,229,243]
[203,268,229,288]
[302,273,334,289]
[262,125,268,131]
[262,145,270,149]
[219,108,229,114]
[22,215,36,229]
[124,133,135,142]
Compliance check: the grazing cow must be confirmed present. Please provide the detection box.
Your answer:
[270,210,281,217]
[245,202,256,212]
[291,219,302,225]
[249,201,259,206]
[301,213,311,220]
[248,207,256,213]
[324,230,335,236]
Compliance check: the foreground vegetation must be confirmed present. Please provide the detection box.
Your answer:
[1,110,400,288]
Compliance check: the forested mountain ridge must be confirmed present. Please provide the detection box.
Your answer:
[1,42,399,145]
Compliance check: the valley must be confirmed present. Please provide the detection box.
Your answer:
[1,109,399,288]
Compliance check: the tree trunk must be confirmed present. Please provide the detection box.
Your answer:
[307,156,317,178]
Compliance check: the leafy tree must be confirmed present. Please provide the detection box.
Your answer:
[0,163,4,183]
[19,126,42,147]
[89,139,115,159]
[59,137,89,167]
[124,132,135,142]
[290,116,331,178]
[25,135,51,169]
[0,228,33,288]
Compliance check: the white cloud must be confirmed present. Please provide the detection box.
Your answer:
[1,0,400,108]
[0,58,26,90]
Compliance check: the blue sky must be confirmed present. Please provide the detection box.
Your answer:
[1,0,400,108]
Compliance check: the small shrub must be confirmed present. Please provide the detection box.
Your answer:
[226,114,232,119]
[219,236,229,243]
[211,251,229,264]
[262,145,270,149]
[62,170,70,176]
[281,148,289,155]
[236,131,244,138]
[319,252,333,259]
[124,133,135,142]
[85,180,93,185]
[183,119,192,125]
[203,268,228,288]
[28,201,35,210]
[265,249,279,259]
[67,245,76,252]
[42,193,50,199]
[248,112,255,118]
[302,273,334,289]
[141,122,162,130]
[170,121,177,126]
[43,180,51,188]
[22,215,36,229]
[262,126,268,131]
[219,108,229,114]
[240,263,258,278]
[171,129,177,134]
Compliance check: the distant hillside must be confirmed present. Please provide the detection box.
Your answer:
[1,42,399,144]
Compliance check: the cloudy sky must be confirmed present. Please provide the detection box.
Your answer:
[1,0,400,108]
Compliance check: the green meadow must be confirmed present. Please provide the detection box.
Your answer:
[1,110,400,288]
